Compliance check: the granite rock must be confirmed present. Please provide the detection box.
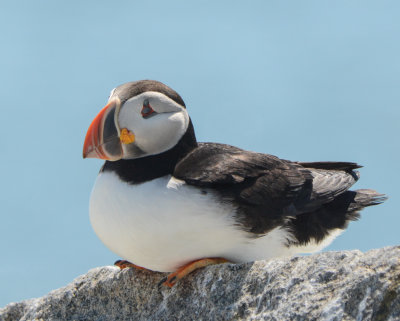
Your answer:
[1,246,399,321]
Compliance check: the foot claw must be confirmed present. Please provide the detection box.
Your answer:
[114,260,145,270]
[114,260,130,269]
[162,273,178,288]
[158,276,168,288]
[158,274,178,288]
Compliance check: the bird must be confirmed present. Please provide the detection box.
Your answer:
[83,80,386,287]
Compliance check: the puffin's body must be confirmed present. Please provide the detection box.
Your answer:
[83,80,386,283]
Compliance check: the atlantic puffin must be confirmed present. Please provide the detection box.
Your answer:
[83,80,386,287]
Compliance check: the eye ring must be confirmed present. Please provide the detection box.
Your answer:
[141,100,156,118]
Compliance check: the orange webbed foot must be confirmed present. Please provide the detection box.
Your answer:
[159,257,229,288]
[114,259,146,270]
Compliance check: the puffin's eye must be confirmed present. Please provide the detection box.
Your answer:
[141,100,156,119]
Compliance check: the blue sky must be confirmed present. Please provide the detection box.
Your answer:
[0,0,399,306]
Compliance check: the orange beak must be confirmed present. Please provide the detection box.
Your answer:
[82,99,123,160]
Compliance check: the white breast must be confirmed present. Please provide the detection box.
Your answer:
[89,171,339,272]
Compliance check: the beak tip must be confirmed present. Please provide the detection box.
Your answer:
[82,149,97,160]
[82,145,92,159]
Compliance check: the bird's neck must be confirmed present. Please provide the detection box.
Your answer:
[101,119,198,184]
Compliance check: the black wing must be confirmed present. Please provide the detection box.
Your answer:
[173,143,359,235]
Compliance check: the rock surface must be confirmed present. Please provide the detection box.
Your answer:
[1,246,399,321]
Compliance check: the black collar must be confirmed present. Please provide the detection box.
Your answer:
[101,119,197,184]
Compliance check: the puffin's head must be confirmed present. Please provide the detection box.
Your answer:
[83,80,190,161]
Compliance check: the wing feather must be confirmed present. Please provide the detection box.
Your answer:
[174,143,359,234]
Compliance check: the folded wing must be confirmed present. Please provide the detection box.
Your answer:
[174,143,361,235]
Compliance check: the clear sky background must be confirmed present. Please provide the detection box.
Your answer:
[0,0,399,307]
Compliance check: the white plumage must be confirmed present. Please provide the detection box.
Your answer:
[90,171,341,272]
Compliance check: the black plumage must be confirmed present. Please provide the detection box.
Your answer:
[173,142,385,244]
[113,80,186,107]
[102,120,197,183]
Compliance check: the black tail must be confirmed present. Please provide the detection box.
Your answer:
[288,189,387,246]
[347,189,387,212]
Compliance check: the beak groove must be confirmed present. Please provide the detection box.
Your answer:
[83,98,123,160]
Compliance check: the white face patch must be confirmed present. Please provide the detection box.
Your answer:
[117,92,189,159]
